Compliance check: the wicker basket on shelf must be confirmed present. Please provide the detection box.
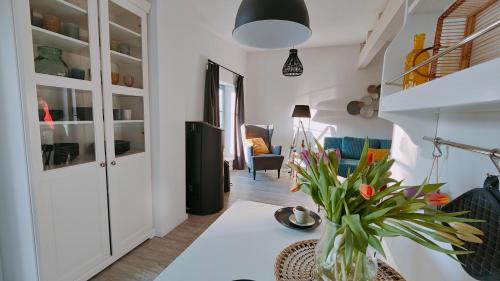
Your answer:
[430,0,500,80]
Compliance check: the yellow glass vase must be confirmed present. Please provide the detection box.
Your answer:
[403,33,430,89]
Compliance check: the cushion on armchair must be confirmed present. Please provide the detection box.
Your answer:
[245,138,270,155]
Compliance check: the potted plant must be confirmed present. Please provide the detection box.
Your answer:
[289,139,484,281]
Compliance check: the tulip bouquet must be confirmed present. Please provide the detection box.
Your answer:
[289,139,483,281]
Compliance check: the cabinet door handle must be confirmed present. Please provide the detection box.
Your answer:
[111,161,116,166]
[100,162,106,167]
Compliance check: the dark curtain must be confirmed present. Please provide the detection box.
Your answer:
[233,74,246,170]
[203,62,220,126]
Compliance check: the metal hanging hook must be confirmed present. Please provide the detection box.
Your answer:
[432,138,443,158]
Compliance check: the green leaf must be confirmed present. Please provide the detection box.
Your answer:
[344,228,354,267]
[368,225,399,237]
[363,206,395,221]
[288,162,312,181]
[395,220,465,247]
[379,221,473,255]
[368,235,386,258]
[314,138,325,153]
[350,138,369,180]
[409,219,458,234]
[343,214,369,252]
[395,213,484,223]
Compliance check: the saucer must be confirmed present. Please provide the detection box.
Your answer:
[274,207,322,230]
[289,214,315,227]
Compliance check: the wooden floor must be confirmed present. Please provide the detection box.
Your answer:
[91,169,314,281]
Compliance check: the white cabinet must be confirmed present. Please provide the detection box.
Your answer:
[10,0,152,280]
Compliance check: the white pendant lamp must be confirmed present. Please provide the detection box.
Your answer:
[233,0,312,49]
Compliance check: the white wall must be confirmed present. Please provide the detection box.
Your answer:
[148,0,246,236]
[0,0,39,280]
[245,45,393,152]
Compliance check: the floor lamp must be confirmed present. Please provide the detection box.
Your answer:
[288,105,311,173]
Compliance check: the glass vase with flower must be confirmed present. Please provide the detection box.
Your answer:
[289,139,484,281]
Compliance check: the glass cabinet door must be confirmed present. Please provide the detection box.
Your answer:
[37,85,98,170]
[112,93,145,157]
[107,1,144,89]
[29,0,94,81]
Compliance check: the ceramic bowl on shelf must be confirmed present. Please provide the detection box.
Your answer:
[118,43,131,55]
[111,72,119,85]
[122,109,132,120]
[113,109,132,120]
[42,15,61,33]
[123,75,134,87]
[70,68,85,80]
[62,22,80,39]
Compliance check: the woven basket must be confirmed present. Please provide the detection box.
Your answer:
[430,0,500,79]
[275,240,406,281]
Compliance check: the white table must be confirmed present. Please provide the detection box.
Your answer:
[155,201,322,281]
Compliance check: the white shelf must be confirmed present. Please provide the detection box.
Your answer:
[111,85,144,96]
[32,26,88,52]
[113,120,144,124]
[39,121,93,126]
[109,21,141,41]
[380,58,500,113]
[35,73,93,91]
[110,50,142,65]
[31,0,87,23]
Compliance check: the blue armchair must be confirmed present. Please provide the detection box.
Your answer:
[241,124,284,180]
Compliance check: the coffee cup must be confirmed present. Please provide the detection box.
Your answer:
[293,206,309,224]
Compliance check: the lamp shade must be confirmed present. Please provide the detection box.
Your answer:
[282,49,303,77]
[233,0,311,49]
[291,105,311,118]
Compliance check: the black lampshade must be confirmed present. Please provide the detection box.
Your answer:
[291,105,311,118]
[282,49,303,77]
[233,0,311,49]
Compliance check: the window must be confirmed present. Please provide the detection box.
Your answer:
[219,82,236,158]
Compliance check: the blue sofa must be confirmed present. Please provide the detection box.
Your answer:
[324,137,392,178]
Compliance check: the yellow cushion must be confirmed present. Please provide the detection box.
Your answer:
[368,148,390,162]
[245,138,270,155]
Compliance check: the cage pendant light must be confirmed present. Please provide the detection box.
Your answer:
[282,49,303,77]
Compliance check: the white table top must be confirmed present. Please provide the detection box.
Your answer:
[154,200,323,281]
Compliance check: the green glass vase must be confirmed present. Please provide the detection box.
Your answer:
[35,46,69,77]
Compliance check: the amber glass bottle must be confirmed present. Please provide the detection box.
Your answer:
[403,33,430,89]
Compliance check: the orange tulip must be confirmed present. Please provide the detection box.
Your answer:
[426,193,450,206]
[367,152,374,165]
[290,182,301,193]
[359,184,375,200]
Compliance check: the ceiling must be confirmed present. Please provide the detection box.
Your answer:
[189,0,388,51]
